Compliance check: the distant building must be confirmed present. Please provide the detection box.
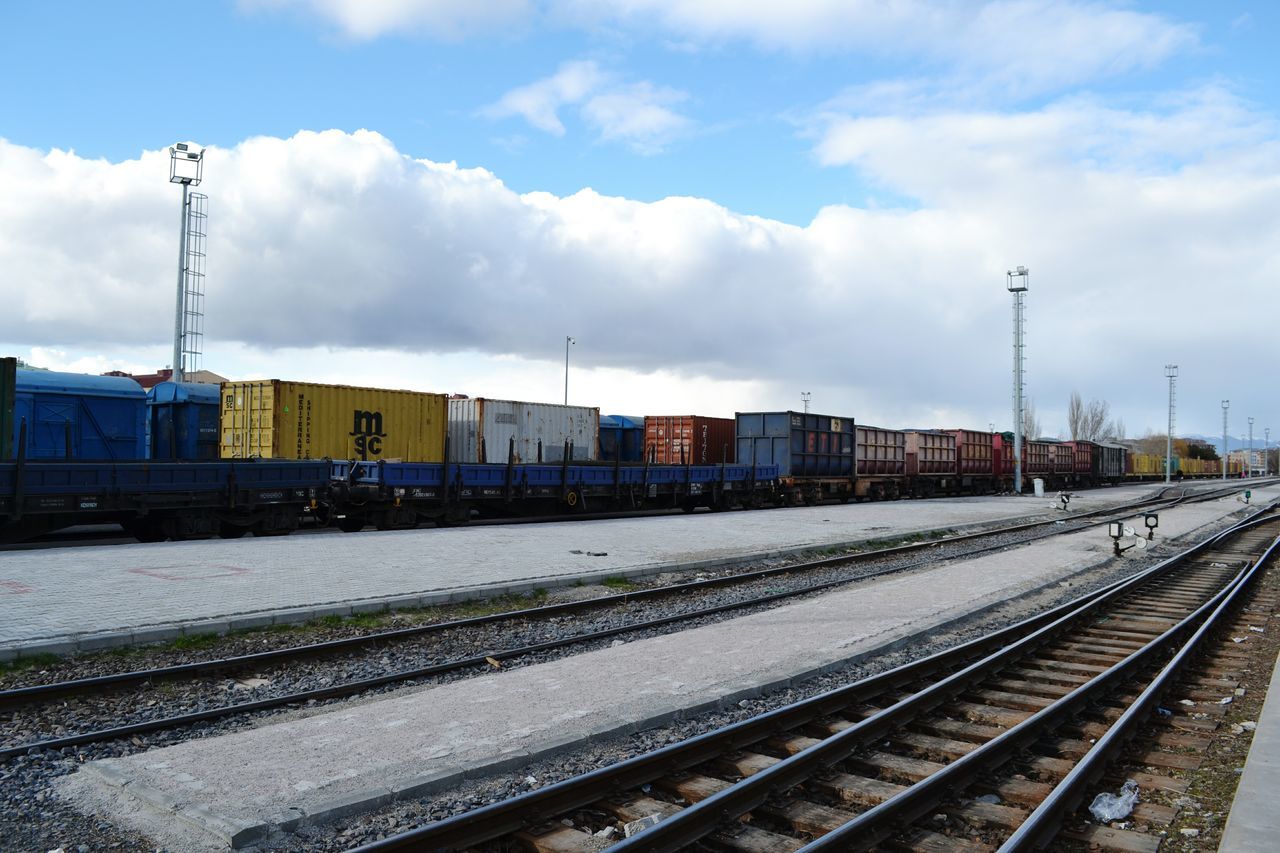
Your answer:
[101,368,228,390]
[1228,449,1265,476]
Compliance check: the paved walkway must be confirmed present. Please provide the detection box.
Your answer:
[57,488,1274,849]
[0,485,1176,659]
[1219,650,1280,851]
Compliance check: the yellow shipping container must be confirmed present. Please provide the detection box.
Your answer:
[220,380,446,462]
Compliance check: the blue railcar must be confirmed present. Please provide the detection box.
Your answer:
[328,458,782,530]
[0,458,330,542]
[12,369,146,460]
[599,415,644,462]
[147,381,221,460]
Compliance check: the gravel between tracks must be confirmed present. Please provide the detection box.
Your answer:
[1,504,1248,852]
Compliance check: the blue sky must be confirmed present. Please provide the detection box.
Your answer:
[1,1,1278,441]
[5,1,1271,224]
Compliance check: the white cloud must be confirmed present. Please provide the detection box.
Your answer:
[582,82,690,153]
[564,1,1198,96]
[240,0,532,40]
[483,63,692,151]
[480,60,605,135]
[1,118,1277,435]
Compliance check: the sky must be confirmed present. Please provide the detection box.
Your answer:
[1,1,1277,447]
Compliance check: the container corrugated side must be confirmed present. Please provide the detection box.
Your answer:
[951,429,993,475]
[645,416,736,465]
[0,357,14,460]
[1023,440,1052,473]
[735,411,853,478]
[599,415,644,462]
[904,430,956,476]
[856,425,906,476]
[221,380,446,461]
[1049,443,1073,474]
[1066,441,1094,474]
[448,398,599,463]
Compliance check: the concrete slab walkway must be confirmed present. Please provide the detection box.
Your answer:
[1219,647,1280,851]
[58,487,1274,849]
[0,484,1187,659]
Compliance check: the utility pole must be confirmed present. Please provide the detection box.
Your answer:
[1222,400,1229,480]
[1007,266,1029,494]
[1164,364,1177,484]
[1248,416,1255,478]
[564,336,575,405]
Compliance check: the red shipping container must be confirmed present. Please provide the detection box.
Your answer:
[644,416,735,465]
[904,430,957,476]
[993,434,1050,474]
[1065,441,1095,474]
[950,429,994,476]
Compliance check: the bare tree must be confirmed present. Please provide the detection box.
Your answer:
[1022,398,1042,440]
[1067,391,1121,441]
[1067,391,1085,440]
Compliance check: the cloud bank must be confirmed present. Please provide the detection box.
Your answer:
[2,99,1276,430]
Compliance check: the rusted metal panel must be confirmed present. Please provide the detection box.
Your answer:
[221,380,447,462]
[644,415,735,465]
[856,425,906,476]
[951,429,994,476]
[1065,440,1095,474]
[904,430,956,476]
[1049,442,1073,474]
[448,398,599,463]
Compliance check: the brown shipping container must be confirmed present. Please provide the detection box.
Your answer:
[951,429,994,476]
[856,425,906,476]
[221,380,447,462]
[1022,440,1052,474]
[644,416,735,464]
[1050,443,1073,474]
[904,430,956,476]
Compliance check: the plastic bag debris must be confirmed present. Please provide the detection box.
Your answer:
[974,793,1002,805]
[624,815,662,837]
[1089,779,1140,823]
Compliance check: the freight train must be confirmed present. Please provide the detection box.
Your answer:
[0,359,1248,544]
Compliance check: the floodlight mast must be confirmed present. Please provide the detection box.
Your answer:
[1007,266,1029,494]
[1165,365,1177,484]
[169,143,204,383]
[1222,400,1229,480]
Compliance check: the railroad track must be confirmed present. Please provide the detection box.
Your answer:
[349,508,1280,852]
[0,485,1252,763]
[1,480,1254,551]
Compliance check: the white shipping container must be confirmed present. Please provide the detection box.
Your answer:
[447,398,600,463]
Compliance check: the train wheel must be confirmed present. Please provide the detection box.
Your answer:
[337,515,367,533]
[217,522,250,540]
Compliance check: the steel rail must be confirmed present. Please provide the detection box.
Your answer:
[348,503,1265,852]
[997,523,1280,851]
[0,505,1178,763]
[0,489,1201,708]
[603,511,1271,852]
[796,512,1280,851]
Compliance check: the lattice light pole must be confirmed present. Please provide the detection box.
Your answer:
[801,392,811,414]
[564,336,575,405]
[1222,400,1229,480]
[1249,416,1255,478]
[1007,266,1029,494]
[169,143,206,383]
[1165,364,1177,484]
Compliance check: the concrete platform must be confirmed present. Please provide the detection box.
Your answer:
[0,484,1185,659]
[1219,647,1280,851]
[58,487,1275,849]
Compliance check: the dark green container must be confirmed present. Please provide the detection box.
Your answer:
[0,357,14,459]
